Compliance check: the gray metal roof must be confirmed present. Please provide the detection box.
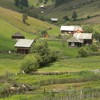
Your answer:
[73,33,92,39]
[14,39,34,48]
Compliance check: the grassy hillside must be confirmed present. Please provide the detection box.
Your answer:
[0,0,100,25]
[0,7,59,50]
[0,7,54,33]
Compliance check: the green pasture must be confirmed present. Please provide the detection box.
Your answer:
[39,56,100,72]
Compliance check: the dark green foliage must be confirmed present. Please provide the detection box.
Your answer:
[93,32,100,42]
[14,0,20,7]
[21,54,39,74]
[22,13,28,23]
[31,40,60,67]
[78,48,89,57]
[44,0,48,4]
[63,15,70,21]
[72,11,78,21]
[90,44,98,52]
[14,0,28,7]
[20,0,28,7]
[55,0,70,6]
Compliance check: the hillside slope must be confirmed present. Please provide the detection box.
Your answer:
[0,7,54,34]
[0,0,100,24]
[0,7,59,50]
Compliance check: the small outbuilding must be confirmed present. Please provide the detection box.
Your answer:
[14,39,34,54]
[51,18,58,22]
[12,32,25,40]
[60,26,83,35]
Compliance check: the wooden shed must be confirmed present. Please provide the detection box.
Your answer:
[12,32,25,40]
[14,39,34,54]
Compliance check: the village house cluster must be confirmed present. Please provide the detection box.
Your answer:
[60,25,93,47]
[12,25,93,54]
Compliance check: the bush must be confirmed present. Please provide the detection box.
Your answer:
[31,39,60,66]
[90,44,98,52]
[21,54,39,74]
[78,48,89,57]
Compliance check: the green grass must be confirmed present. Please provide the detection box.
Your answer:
[39,56,100,72]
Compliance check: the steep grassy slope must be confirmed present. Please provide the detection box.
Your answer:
[0,7,54,34]
[0,7,59,50]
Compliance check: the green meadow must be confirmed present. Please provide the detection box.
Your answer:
[0,1,100,99]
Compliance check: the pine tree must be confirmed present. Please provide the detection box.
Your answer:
[72,11,78,21]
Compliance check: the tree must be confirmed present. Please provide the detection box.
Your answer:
[22,13,28,23]
[30,40,60,66]
[63,15,70,21]
[20,54,39,74]
[78,48,89,57]
[14,0,20,6]
[20,0,28,7]
[72,11,78,21]
[93,32,100,42]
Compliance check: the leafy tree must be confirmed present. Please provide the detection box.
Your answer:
[21,54,39,74]
[31,40,60,66]
[14,0,20,6]
[22,13,28,23]
[72,11,78,21]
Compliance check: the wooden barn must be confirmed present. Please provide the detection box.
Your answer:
[60,26,83,35]
[12,32,25,40]
[14,39,34,54]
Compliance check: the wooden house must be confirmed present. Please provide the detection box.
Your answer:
[67,33,92,47]
[12,32,25,40]
[73,33,93,45]
[14,39,34,54]
[60,26,83,35]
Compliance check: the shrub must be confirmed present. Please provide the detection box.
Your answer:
[90,44,98,52]
[30,39,60,67]
[20,54,39,74]
[78,48,89,57]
